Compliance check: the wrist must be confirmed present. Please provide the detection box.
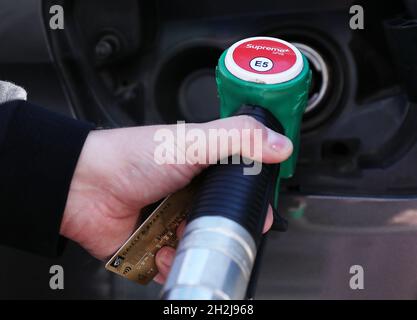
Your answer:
[59,131,96,245]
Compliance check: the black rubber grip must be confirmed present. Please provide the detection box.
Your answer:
[188,105,284,245]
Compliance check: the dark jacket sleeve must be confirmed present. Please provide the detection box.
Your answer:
[0,100,95,257]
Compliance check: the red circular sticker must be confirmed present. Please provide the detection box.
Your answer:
[232,39,297,75]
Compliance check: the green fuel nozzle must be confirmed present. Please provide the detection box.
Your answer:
[162,37,311,300]
[216,36,311,180]
[216,36,311,209]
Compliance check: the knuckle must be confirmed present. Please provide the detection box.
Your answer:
[239,115,262,130]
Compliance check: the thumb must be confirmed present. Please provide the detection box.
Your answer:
[184,115,293,166]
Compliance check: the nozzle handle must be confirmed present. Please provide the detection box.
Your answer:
[162,105,283,300]
[188,105,283,245]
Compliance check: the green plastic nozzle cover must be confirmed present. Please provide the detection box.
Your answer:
[215,49,311,181]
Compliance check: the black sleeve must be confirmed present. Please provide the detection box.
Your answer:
[0,100,95,257]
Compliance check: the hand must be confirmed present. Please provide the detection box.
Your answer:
[60,116,293,283]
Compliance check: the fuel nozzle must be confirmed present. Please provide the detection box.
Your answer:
[161,37,311,300]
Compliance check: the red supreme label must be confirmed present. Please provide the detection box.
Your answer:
[232,39,297,75]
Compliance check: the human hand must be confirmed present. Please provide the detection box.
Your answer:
[60,116,293,282]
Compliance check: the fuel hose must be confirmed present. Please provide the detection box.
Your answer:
[162,37,311,300]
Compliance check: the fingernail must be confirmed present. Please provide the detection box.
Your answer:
[267,128,293,153]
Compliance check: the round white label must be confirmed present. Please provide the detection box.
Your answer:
[250,57,274,72]
[224,36,304,84]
